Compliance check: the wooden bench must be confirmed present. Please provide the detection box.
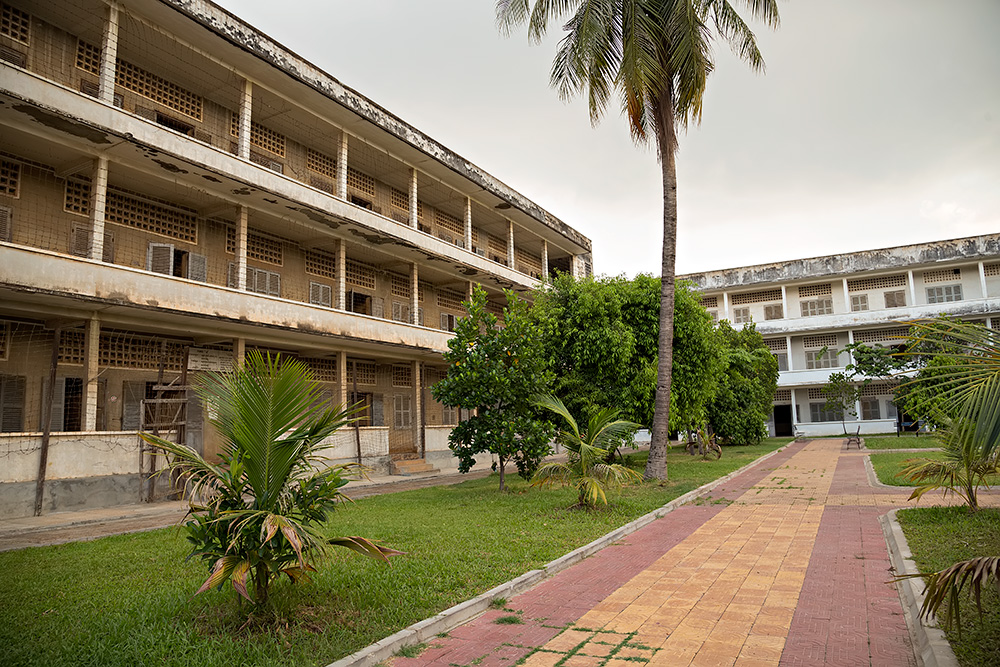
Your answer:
[846,426,862,449]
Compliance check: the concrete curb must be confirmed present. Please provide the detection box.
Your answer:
[324,444,791,667]
[880,508,959,667]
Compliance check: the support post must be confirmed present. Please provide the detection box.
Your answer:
[336,239,347,310]
[233,338,245,368]
[87,156,109,261]
[238,79,252,160]
[408,168,419,229]
[411,262,419,325]
[34,327,61,516]
[507,220,515,269]
[98,1,120,104]
[337,350,348,408]
[413,360,423,458]
[979,261,988,299]
[83,315,100,431]
[337,133,349,200]
[235,205,248,290]
[907,270,917,306]
[541,240,549,281]
[464,198,473,251]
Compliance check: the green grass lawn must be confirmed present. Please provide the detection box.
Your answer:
[869,451,946,486]
[864,433,942,450]
[0,438,790,667]
[897,507,1000,667]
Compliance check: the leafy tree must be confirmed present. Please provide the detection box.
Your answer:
[496,0,781,481]
[669,281,724,433]
[432,285,554,490]
[139,351,402,607]
[707,322,778,445]
[530,394,643,508]
[821,370,860,435]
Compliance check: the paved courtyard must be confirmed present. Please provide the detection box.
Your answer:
[393,439,982,667]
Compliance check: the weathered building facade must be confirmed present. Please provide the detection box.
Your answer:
[0,0,592,517]
[682,234,1000,437]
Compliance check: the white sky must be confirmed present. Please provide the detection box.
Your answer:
[214,0,1000,277]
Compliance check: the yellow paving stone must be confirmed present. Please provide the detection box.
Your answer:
[578,641,615,657]
[576,610,617,628]
[606,659,643,667]
[562,654,605,667]
[545,629,594,652]
[616,646,656,660]
[521,651,565,667]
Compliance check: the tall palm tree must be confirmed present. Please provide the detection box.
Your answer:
[497,0,780,480]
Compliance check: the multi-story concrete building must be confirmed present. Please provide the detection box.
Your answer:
[0,0,592,517]
[682,234,1000,438]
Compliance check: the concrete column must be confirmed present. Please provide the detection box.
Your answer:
[410,263,419,325]
[408,168,418,229]
[233,338,246,367]
[785,335,794,371]
[907,270,917,306]
[337,133,349,200]
[507,220,515,269]
[238,79,253,160]
[780,285,788,319]
[790,388,799,426]
[464,198,473,251]
[722,292,730,321]
[979,261,988,298]
[235,206,248,290]
[98,1,120,104]
[467,281,474,300]
[337,350,348,407]
[83,315,101,431]
[541,240,549,281]
[87,156,109,261]
[412,360,422,456]
[336,239,346,310]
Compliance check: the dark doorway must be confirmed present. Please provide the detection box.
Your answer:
[773,404,793,437]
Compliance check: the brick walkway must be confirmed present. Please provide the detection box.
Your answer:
[394,439,996,667]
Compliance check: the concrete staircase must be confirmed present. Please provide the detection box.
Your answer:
[390,455,440,476]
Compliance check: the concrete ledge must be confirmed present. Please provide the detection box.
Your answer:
[880,509,959,667]
[323,443,790,667]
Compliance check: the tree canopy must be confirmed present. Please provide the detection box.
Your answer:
[706,321,778,445]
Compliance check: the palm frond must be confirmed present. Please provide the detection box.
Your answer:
[327,536,406,563]
[896,557,1000,635]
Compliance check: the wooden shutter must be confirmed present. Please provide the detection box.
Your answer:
[186,253,208,282]
[0,375,25,432]
[267,272,281,297]
[417,307,424,326]
[70,225,90,257]
[102,231,114,263]
[147,243,174,275]
[440,313,449,331]
[372,394,384,427]
[227,262,239,288]
[309,282,332,307]
[41,378,66,432]
[372,297,384,319]
[121,381,145,430]
[135,106,157,121]
[0,206,11,242]
[254,268,269,294]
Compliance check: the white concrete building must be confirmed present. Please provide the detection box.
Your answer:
[681,234,1000,437]
[0,0,592,517]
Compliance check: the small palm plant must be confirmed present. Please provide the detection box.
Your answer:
[897,418,999,511]
[530,394,644,509]
[140,351,402,606]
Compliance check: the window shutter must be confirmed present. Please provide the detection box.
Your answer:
[122,381,145,430]
[0,206,10,242]
[0,375,25,432]
[254,268,269,294]
[147,243,174,275]
[440,313,449,331]
[372,297,384,319]
[417,307,424,326]
[227,262,237,288]
[102,231,114,263]
[268,272,281,297]
[186,253,208,282]
[372,394,384,427]
[41,378,66,432]
[70,225,90,257]
[309,282,332,307]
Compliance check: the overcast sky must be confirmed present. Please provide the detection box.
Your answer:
[214,0,1000,277]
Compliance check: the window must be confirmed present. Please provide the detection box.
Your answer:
[149,243,207,281]
[393,394,412,428]
[810,403,842,423]
[71,225,114,263]
[441,404,458,426]
[764,304,783,320]
[886,401,898,420]
[708,310,718,323]
[732,307,751,324]
[884,290,906,308]
[348,291,372,315]
[0,374,25,432]
[774,353,788,372]
[309,282,332,307]
[800,299,833,317]
[851,295,869,312]
[440,313,459,332]
[391,301,411,323]
[348,391,373,426]
[805,348,840,369]
[350,195,373,210]
[861,398,880,420]
[927,284,963,304]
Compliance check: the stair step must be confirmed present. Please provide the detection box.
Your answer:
[390,458,440,476]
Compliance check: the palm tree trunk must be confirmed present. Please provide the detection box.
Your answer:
[644,88,679,482]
